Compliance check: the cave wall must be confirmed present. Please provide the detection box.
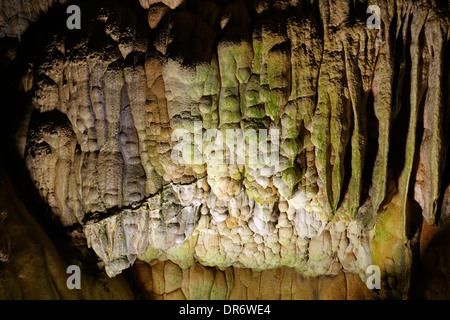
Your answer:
[0,0,449,300]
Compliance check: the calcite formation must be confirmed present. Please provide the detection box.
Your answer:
[0,0,66,38]
[5,0,449,299]
[131,259,378,300]
[0,171,135,299]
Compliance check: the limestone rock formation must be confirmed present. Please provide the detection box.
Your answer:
[1,0,449,300]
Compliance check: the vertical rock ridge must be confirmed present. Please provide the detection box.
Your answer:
[11,0,450,299]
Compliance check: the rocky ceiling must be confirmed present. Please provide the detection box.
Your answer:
[0,0,449,300]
